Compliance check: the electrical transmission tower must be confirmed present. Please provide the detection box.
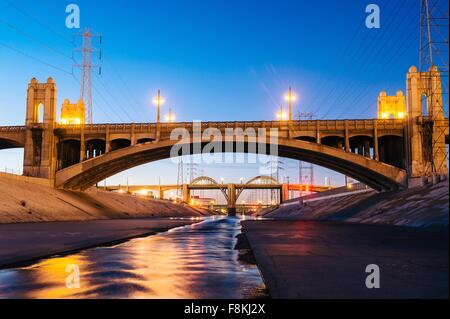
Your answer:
[177,157,184,199]
[188,157,198,183]
[74,28,102,124]
[265,156,284,203]
[298,113,315,197]
[419,0,449,174]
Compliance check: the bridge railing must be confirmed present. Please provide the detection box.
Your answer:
[0,126,26,132]
[53,119,409,134]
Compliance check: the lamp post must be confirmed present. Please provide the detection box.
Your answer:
[153,90,164,123]
[284,87,297,123]
[276,105,285,120]
[165,108,175,122]
[153,90,165,139]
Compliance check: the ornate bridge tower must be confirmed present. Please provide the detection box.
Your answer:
[23,78,57,182]
[406,66,447,182]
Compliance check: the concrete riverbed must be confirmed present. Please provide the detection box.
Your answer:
[0,218,201,269]
[0,217,266,299]
[241,220,449,299]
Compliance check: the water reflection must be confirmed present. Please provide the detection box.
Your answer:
[0,217,266,299]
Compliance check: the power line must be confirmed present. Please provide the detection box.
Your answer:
[1,0,74,45]
[0,42,73,75]
[323,0,417,119]
[103,61,149,119]
[94,73,134,122]
[0,18,73,60]
[317,0,408,119]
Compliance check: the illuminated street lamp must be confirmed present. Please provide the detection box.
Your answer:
[152,89,165,124]
[165,108,175,122]
[220,177,225,184]
[240,177,244,184]
[276,105,288,121]
[284,87,297,122]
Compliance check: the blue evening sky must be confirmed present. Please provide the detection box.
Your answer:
[0,0,422,192]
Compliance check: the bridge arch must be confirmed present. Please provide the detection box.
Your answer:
[321,135,345,149]
[295,136,317,143]
[55,137,407,191]
[244,175,278,184]
[85,139,106,159]
[0,138,23,150]
[379,135,404,168]
[236,175,280,200]
[110,138,131,151]
[349,135,374,158]
[58,139,81,169]
[191,176,228,202]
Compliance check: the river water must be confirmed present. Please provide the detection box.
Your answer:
[0,216,267,299]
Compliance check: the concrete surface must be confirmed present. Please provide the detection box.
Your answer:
[0,218,199,269]
[265,181,448,228]
[242,220,449,299]
[0,175,208,223]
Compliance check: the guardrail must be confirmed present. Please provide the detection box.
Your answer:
[53,119,408,133]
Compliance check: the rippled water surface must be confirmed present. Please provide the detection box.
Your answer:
[0,216,267,298]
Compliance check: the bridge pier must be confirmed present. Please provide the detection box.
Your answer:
[80,126,86,162]
[182,184,190,204]
[374,123,379,161]
[158,186,164,200]
[23,78,57,184]
[406,66,448,186]
[280,184,290,203]
[344,120,349,152]
[227,184,237,216]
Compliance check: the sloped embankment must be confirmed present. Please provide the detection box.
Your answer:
[0,175,209,223]
[265,182,449,228]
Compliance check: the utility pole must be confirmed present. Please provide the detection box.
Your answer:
[156,89,162,124]
[288,86,293,122]
[73,28,102,124]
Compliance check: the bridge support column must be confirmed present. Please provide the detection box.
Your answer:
[316,121,321,144]
[23,78,57,183]
[344,120,350,152]
[363,140,371,158]
[158,186,164,200]
[105,125,111,153]
[80,127,86,162]
[357,145,364,156]
[280,184,289,203]
[182,184,190,204]
[227,184,237,216]
[374,121,379,160]
[131,124,136,146]
[406,66,448,184]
